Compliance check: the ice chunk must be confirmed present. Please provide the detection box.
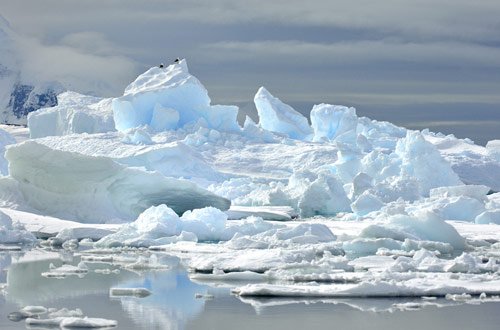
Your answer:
[28,91,115,138]
[438,196,486,221]
[150,103,179,131]
[425,132,500,192]
[59,317,117,328]
[96,205,234,247]
[486,140,500,161]
[226,206,297,221]
[21,305,48,315]
[297,171,352,217]
[110,287,151,297]
[351,191,384,216]
[310,104,358,142]
[113,60,239,132]
[0,210,36,244]
[48,308,84,318]
[121,127,153,145]
[254,87,312,140]
[475,210,500,225]
[3,141,230,223]
[376,210,466,250]
[396,131,462,194]
[430,185,490,201]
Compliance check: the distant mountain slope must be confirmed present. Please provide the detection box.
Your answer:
[0,15,61,125]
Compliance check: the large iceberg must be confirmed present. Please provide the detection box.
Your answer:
[112,59,240,133]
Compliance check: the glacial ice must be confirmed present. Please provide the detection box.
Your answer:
[254,87,312,140]
[1,59,500,300]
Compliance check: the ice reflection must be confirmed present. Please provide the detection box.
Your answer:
[115,271,209,330]
[3,249,214,330]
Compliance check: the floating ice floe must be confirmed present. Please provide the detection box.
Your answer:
[41,261,88,278]
[110,287,151,298]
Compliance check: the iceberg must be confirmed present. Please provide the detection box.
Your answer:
[113,59,240,133]
[1,58,500,304]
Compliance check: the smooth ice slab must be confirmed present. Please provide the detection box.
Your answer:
[3,141,230,223]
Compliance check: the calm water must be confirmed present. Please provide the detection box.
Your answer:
[1,249,500,330]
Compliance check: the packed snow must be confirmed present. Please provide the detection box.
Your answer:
[0,59,499,302]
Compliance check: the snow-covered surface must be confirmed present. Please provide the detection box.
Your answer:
[0,60,499,300]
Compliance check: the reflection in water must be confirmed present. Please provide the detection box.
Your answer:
[2,249,213,329]
[2,249,500,330]
[114,271,209,330]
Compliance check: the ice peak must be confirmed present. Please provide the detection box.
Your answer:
[254,86,313,140]
[255,86,272,99]
[123,58,195,96]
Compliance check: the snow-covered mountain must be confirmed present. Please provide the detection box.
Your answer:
[0,15,61,125]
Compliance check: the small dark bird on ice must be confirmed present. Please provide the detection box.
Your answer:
[159,63,164,68]
[174,58,180,63]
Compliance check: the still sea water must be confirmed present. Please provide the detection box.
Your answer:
[1,249,500,330]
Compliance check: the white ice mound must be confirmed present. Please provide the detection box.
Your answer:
[0,209,36,244]
[486,140,500,162]
[28,91,115,138]
[311,104,358,142]
[96,205,232,247]
[424,131,500,192]
[254,87,312,140]
[113,59,240,132]
[3,141,230,223]
[364,210,467,250]
[395,130,462,194]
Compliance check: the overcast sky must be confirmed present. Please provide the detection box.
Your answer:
[1,0,499,144]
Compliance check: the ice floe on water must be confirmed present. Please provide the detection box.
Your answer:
[0,59,499,306]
